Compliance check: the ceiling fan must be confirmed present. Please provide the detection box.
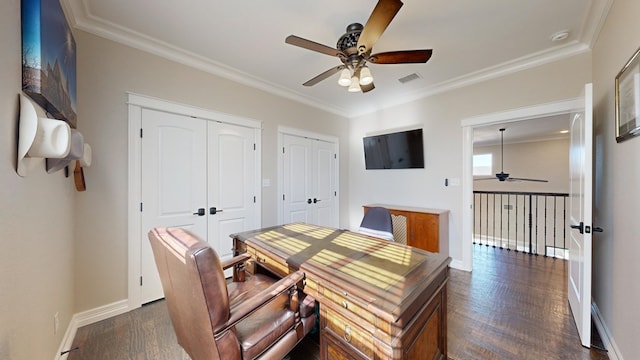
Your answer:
[475,128,549,183]
[285,0,432,93]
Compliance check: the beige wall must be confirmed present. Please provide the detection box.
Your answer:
[0,1,76,359]
[474,138,570,193]
[73,30,350,312]
[349,53,591,263]
[592,0,640,357]
[2,0,638,358]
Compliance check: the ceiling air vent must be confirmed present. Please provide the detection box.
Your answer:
[398,73,422,84]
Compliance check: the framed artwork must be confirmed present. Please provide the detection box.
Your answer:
[615,46,640,143]
[21,0,77,128]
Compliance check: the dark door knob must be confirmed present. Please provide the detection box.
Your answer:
[313,198,321,203]
[193,208,205,216]
[570,222,584,234]
[307,198,312,204]
[210,207,224,215]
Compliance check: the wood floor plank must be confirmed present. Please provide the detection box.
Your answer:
[68,244,608,359]
[447,245,609,360]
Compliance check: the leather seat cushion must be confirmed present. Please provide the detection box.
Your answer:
[227,273,275,308]
[234,293,296,359]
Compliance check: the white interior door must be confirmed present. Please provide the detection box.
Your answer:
[568,83,593,347]
[283,134,312,223]
[282,134,338,226]
[312,139,337,227]
[208,122,259,266]
[140,109,207,304]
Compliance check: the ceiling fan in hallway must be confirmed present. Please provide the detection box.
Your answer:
[285,0,433,93]
[475,128,549,183]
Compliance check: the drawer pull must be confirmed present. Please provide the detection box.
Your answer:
[341,300,348,309]
[257,257,266,263]
[344,324,352,343]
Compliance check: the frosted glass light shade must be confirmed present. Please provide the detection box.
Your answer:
[359,67,373,85]
[338,69,352,86]
[348,76,361,92]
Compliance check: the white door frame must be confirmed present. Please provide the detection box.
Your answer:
[127,93,262,310]
[277,126,339,226]
[460,97,582,272]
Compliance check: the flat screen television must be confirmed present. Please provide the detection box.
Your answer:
[363,128,424,169]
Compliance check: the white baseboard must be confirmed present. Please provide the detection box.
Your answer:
[592,301,624,360]
[449,259,469,271]
[55,299,130,360]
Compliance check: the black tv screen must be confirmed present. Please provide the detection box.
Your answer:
[363,128,425,169]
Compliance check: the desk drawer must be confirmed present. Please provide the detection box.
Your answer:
[245,245,289,277]
[322,307,374,358]
[314,281,378,329]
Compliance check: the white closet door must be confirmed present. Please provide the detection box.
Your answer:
[140,109,207,304]
[283,134,313,223]
[208,122,258,265]
[312,139,338,227]
[282,134,338,227]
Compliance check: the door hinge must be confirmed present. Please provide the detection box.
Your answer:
[140,128,143,138]
[140,203,143,212]
[140,276,143,286]
[283,194,285,201]
[334,154,337,159]
[282,147,285,154]
[253,143,256,150]
[253,196,256,203]
[334,191,337,196]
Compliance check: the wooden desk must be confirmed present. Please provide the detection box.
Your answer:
[232,223,451,360]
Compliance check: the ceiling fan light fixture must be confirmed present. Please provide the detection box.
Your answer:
[359,66,373,85]
[348,76,361,92]
[338,68,352,86]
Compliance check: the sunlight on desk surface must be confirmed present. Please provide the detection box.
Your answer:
[332,232,418,266]
[311,249,406,290]
[284,223,337,239]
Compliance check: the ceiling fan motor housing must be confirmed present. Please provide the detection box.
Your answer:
[337,23,364,55]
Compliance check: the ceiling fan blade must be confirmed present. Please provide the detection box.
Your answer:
[302,65,346,86]
[369,49,433,64]
[356,0,404,55]
[508,177,549,183]
[361,82,375,93]
[473,177,498,181]
[285,35,345,58]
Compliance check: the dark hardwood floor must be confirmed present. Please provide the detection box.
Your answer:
[448,245,608,360]
[68,245,609,360]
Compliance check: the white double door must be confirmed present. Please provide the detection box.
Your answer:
[140,109,259,304]
[282,134,338,227]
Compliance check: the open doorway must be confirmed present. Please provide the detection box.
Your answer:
[460,98,583,271]
[472,116,571,257]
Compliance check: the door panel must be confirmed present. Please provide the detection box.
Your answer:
[208,122,258,264]
[283,135,312,223]
[314,140,337,227]
[140,109,207,304]
[568,83,593,347]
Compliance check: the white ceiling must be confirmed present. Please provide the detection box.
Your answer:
[472,114,572,147]
[61,0,608,122]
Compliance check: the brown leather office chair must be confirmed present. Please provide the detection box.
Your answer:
[148,227,316,360]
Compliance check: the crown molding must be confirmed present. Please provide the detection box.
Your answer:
[62,0,611,120]
[60,0,351,118]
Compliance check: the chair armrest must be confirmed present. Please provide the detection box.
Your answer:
[225,270,306,327]
[220,253,251,270]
